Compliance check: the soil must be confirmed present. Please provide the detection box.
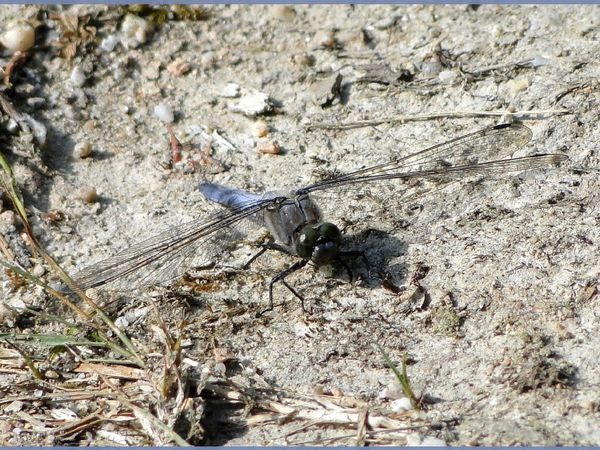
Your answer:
[1,4,599,446]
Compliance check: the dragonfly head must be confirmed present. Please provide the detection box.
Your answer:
[295,222,342,265]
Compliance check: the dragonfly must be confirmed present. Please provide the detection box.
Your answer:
[67,123,568,312]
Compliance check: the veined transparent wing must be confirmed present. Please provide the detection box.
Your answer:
[299,123,567,194]
[67,196,286,291]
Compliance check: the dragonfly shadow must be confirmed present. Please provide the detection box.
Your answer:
[330,227,409,292]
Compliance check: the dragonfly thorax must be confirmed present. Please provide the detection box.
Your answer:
[295,222,342,265]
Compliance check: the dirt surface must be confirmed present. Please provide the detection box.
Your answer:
[1,4,599,446]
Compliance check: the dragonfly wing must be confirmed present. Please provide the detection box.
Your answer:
[300,123,565,194]
[67,197,276,292]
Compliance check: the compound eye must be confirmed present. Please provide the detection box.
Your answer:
[318,223,341,241]
[296,225,319,258]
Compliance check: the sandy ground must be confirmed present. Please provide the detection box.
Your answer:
[1,4,600,446]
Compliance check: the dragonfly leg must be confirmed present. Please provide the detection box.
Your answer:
[243,242,294,269]
[258,259,309,316]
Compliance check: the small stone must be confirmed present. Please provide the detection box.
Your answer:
[6,118,19,134]
[390,397,412,412]
[1,21,35,53]
[167,58,190,76]
[121,14,151,48]
[438,69,456,84]
[26,97,46,108]
[69,66,86,87]
[292,52,315,67]
[218,82,240,98]
[531,55,549,67]
[270,5,296,21]
[506,77,531,96]
[100,35,119,52]
[254,121,269,137]
[310,73,342,106]
[32,264,45,278]
[154,102,174,123]
[229,91,272,117]
[258,140,280,155]
[311,29,336,49]
[73,141,92,159]
[80,187,97,204]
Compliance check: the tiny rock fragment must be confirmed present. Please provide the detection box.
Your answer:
[390,397,412,412]
[270,5,296,21]
[438,69,456,84]
[32,264,45,277]
[121,14,151,48]
[80,187,97,204]
[229,91,272,117]
[254,120,269,137]
[167,58,190,76]
[258,140,280,155]
[213,347,235,363]
[292,52,315,67]
[154,102,174,123]
[1,21,35,53]
[218,82,241,98]
[69,65,86,87]
[506,76,531,96]
[311,29,336,49]
[100,34,118,52]
[310,73,343,106]
[73,141,92,159]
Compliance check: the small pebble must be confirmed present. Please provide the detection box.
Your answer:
[506,77,530,96]
[6,118,19,134]
[531,55,549,67]
[69,66,86,87]
[73,141,92,159]
[32,264,45,278]
[1,21,35,53]
[438,69,456,84]
[100,35,119,52]
[292,52,315,67]
[229,91,272,117]
[258,140,280,155]
[80,187,97,204]
[390,397,412,412]
[26,97,46,108]
[154,102,174,123]
[167,58,190,76]
[254,121,269,137]
[311,29,336,49]
[270,5,296,21]
[219,82,241,98]
[121,14,150,47]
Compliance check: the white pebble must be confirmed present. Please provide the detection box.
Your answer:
[100,34,119,52]
[438,69,456,84]
[121,14,150,46]
[1,21,35,53]
[73,141,92,159]
[69,66,86,87]
[32,264,46,278]
[219,82,241,98]
[229,91,272,117]
[390,397,413,412]
[531,55,549,67]
[154,102,174,123]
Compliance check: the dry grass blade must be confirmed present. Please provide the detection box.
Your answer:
[307,109,572,130]
[0,150,144,368]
